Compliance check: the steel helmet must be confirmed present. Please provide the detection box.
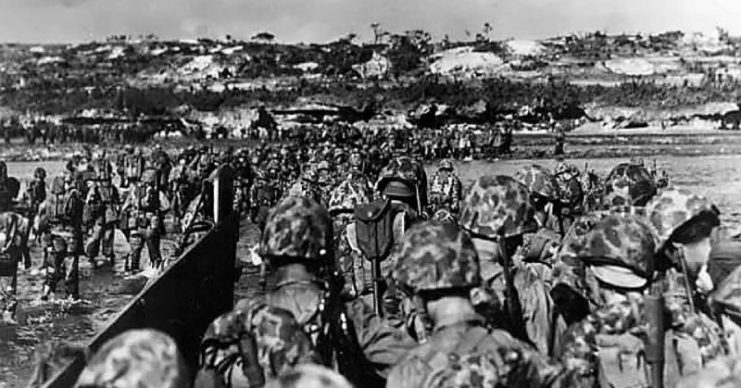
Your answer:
[573,214,657,289]
[259,197,333,263]
[554,162,583,208]
[603,162,657,207]
[375,156,427,205]
[34,167,47,181]
[514,164,560,201]
[459,175,537,238]
[438,159,454,172]
[349,152,363,169]
[75,329,187,388]
[391,221,480,292]
[645,187,720,247]
[328,180,372,216]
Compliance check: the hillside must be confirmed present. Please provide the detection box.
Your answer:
[3,29,741,133]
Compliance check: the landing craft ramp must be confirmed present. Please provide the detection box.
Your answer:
[43,165,238,387]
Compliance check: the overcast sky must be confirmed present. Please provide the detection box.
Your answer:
[2,0,741,43]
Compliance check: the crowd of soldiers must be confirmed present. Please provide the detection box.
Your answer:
[28,134,741,388]
[0,144,234,317]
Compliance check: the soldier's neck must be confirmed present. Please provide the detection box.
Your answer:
[426,296,478,330]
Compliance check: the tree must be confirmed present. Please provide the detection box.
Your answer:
[251,32,276,43]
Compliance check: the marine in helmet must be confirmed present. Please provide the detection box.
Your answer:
[559,213,725,388]
[35,171,84,300]
[515,164,563,235]
[286,167,324,206]
[459,175,558,354]
[387,221,580,388]
[120,168,168,272]
[201,197,414,387]
[0,196,31,320]
[84,153,120,268]
[428,159,462,219]
[76,329,188,388]
[25,167,47,215]
[602,161,658,209]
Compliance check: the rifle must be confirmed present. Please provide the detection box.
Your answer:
[498,230,531,345]
[644,279,665,388]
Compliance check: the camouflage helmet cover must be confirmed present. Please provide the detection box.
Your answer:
[459,175,537,238]
[645,187,720,246]
[375,156,424,191]
[438,159,454,172]
[573,214,657,279]
[75,329,187,388]
[554,162,583,207]
[260,197,333,262]
[392,221,481,292]
[603,162,657,207]
[514,164,560,200]
[328,180,372,215]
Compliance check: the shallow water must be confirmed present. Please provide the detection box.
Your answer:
[2,153,741,386]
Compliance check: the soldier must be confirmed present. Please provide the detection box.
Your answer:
[428,159,462,219]
[0,161,20,200]
[559,213,725,388]
[76,329,188,388]
[249,170,280,231]
[346,151,373,193]
[35,171,84,300]
[514,164,563,236]
[0,193,31,319]
[196,303,318,387]
[123,146,145,188]
[602,161,658,209]
[554,123,565,156]
[25,167,47,216]
[328,178,374,301]
[387,221,580,388]
[554,161,584,230]
[458,175,558,355]
[286,167,324,206]
[121,169,167,272]
[201,197,414,387]
[84,153,120,267]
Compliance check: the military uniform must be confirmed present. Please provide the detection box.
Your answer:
[387,222,580,388]
[121,169,166,271]
[459,175,560,355]
[0,204,31,316]
[35,173,84,299]
[558,214,725,388]
[200,197,414,388]
[428,160,462,218]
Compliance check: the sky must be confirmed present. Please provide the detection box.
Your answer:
[1,0,741,44]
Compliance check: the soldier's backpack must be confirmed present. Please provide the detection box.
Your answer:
[48,176,67,222]
[354,199,396,262]
[125,154,143,181]
[95,159,112,182]
[29,180,46,205]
